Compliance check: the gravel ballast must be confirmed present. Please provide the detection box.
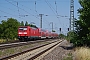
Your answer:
[41,40,73,60]
[0,39,59,59]
[0,39,74,60]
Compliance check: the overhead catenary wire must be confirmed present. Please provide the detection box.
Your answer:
[55,1,57,14]
[12,0,39,16]
[45,0,69,32]
[45,0,63,27]
[0,5,17,14]
[46,0,59,16]
[0,2,29,21]
[0,9,26,20]
[35,1,37,13]
[45,0,56,16]
[4,0,67,18]
[17,2,20,18]
[12,0,51,28]
[5,0,39,20]
[0,10,17,17]
[45,0,63,31]
[2,0,70,32]
[0,5,27,18]
[45,0,68,18]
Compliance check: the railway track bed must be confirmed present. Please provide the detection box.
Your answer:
[0,39,62,60]
[0,39,60,59]
[0,39,54,50]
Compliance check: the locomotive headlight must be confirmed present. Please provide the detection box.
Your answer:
[19,32,22,34]
[24,32,27,34]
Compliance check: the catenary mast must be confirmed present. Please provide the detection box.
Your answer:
[70,0,74,31]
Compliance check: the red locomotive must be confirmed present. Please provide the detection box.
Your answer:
[18,26,58,41]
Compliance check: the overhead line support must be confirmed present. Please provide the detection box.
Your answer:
[39,14,44,28]
[70,0,74,31]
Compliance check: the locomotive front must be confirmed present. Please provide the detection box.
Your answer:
[18,26,29,41]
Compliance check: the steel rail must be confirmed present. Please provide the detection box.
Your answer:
[0,39,54,50]
[0,39,62,60]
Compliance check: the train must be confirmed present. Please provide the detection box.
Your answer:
[18,26,58,41]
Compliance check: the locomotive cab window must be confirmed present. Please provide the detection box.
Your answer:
[19,27,27,30]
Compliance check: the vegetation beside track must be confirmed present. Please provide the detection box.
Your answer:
[0,39,18,44]
[65,1,90,59]
[63,53,73,60]
[66,0,90,47]
[74,47,90,60]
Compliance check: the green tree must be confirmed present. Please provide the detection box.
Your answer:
[0,23,2,38]
[20,21,24,26]
[0,20,7,38]
[0,18,20,40]
[25,21,28,26]
[59,34,66,39]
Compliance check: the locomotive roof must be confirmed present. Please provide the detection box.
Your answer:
[19,26,38,28]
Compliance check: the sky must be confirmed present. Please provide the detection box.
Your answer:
[0,0,81,35]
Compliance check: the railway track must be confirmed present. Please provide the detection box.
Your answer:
[0,39,54,50]
[0,39,62,60]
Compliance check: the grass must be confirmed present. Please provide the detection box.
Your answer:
[0,44,33,58]
[0,39,18,44]
[0,48,15,58]
[0,39,7,43]
[63,53,73,60]
[63,57,73,60]
[74,47,90,60]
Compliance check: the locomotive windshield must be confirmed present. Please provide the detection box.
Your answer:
[19,27,27,30]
